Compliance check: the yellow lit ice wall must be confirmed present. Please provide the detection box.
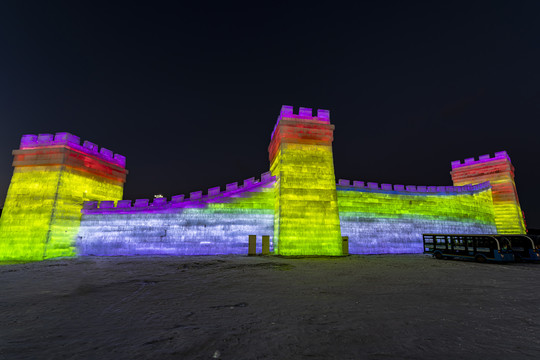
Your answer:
[0,167,123,260]
[0,133,127,261]
[269,106,342,256]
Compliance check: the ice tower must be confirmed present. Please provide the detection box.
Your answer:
[0,133,127,260]
[450,151,525,234]
[268,106,343,255]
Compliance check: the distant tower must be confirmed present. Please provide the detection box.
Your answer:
[450,151,525,234]
[268,106,342,255]
[0,133,128,260]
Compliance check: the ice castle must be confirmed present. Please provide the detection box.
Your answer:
[0,106,526,260]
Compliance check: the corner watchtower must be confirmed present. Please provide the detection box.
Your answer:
[450,151,525,234]
[269,106,342,255]
[0,132,128,260]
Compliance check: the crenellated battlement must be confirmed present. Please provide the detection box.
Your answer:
[337,179,491,194]
[450,151,510,170]
[270,105,332,141]
[82,171,276,213]
[19,132,126,168]
[278,105,330,122]
[450,150,525,234]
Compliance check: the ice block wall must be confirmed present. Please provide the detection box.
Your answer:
[0,133,127,261]
[269,106,342,256]
[1,107,523,260]
[337,181,497,254]
[450,152,526,234]
[77,173,275,255]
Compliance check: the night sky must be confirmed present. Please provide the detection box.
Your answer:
[1,2,539,227]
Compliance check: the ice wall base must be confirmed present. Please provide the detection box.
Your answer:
[341,216,496,254]
[77,175,276,256]
[78,210,274,256]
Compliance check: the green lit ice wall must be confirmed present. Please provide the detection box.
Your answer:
[337,181,497,254]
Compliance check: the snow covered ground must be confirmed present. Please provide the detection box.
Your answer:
[1,254,539,359]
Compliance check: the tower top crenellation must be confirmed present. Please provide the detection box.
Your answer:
[451,151,510,169]
[278,105,330,122]
[19,132,126,168]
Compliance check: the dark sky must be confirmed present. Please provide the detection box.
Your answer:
[1,2,539,227]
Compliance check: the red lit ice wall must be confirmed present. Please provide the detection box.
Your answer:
[450,151,525,234]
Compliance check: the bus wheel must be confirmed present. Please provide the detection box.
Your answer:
[434,252,443,260]
[475,255,486,263]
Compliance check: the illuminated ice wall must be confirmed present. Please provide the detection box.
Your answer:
[451,152,526,234]
[0,133,127,261]
[0,106,523,260]
[336,180,497,254]
[77,174,275,255]
[269,106,342,256]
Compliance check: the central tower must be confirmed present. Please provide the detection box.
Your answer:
[268,106,343,256]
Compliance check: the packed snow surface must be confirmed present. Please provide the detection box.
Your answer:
[1,255,539,359]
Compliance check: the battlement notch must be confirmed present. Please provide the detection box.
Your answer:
[451,151,510,169]
[80,171,278,214]
[277,105,331,122]
[336,179,491,194]
[19,132,126,168]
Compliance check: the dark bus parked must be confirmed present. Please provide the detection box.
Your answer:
[496,235,540,262]
[423,234,514,263]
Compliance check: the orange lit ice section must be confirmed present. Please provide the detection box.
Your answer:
[451,152,525,234]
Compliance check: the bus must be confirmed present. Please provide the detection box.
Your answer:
[495,235,540,262]
[423,234,514,263]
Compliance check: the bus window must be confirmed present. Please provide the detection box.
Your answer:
[435,236,447,250]
[454,238,466,251]
[476,237,492,253]
[466,237,474,250]
[506,236,525,252]
[499,238,510,251]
